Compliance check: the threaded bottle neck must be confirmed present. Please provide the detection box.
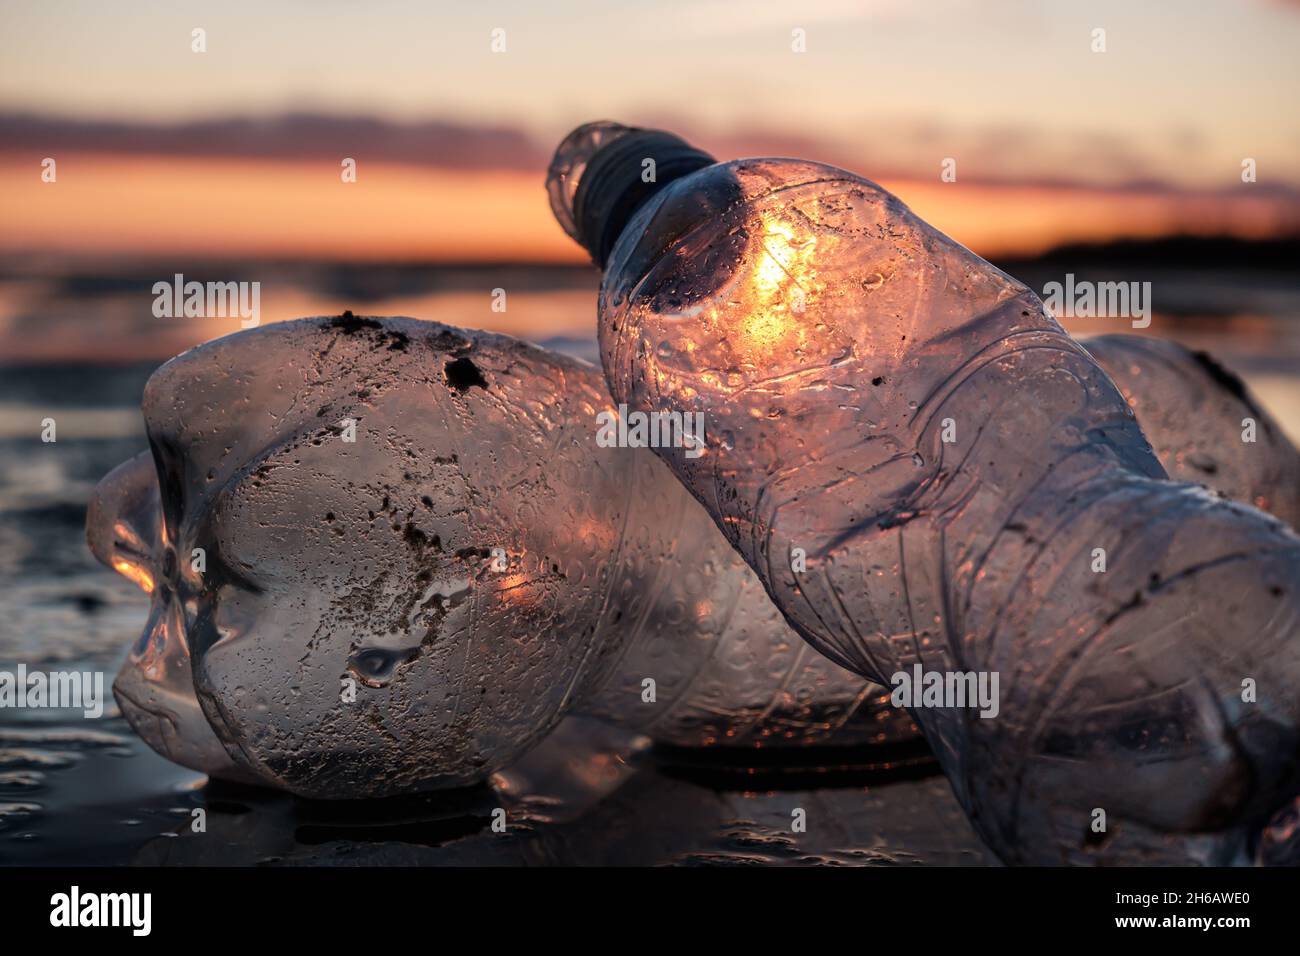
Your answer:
[567,128,715,267]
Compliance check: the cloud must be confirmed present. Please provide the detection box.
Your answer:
[0,112,545,171]
[3,110,1297,202]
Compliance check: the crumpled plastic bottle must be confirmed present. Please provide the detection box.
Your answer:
[89,315,916,799]
[1087,334,1300,528]
[549,121,1300,864]
[91,314,1296,809]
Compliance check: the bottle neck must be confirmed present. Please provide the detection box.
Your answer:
[572,129,715,267]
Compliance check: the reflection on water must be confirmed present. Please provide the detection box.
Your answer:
[0,261,602,363]
[1,710,993,867]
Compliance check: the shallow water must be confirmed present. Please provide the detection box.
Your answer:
[1,714,992,867]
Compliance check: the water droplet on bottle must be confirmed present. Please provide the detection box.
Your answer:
[348,648,412,688]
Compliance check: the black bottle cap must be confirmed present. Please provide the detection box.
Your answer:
[571,129,715,268]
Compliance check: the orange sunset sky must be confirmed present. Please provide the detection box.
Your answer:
[2,0,1299,265]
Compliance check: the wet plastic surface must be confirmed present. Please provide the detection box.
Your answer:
[89,316,917,799]
[6,323,1299,865]
[575,148,1300,864]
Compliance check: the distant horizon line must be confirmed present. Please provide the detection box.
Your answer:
[3,231,1298,273]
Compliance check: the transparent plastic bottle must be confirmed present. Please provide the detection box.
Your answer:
[89,315,915,798]
[549,121,1300,864]
[1087,334,1300,528]
[92,320,1296,805]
